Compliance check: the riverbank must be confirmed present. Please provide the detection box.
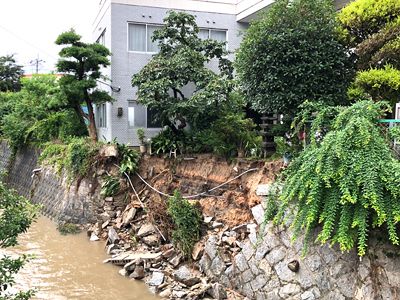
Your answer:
[3,215,159,300]
[2,142,400,299]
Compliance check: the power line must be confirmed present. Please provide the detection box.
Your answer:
[0,23,58,60]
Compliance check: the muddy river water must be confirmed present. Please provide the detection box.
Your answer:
[3,216,159,300]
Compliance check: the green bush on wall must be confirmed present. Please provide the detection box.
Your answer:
[167,190,202,257]
[270,100,400,256]
[39,137,100,180]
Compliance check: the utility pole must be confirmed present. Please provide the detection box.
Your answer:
[29,55,45,74]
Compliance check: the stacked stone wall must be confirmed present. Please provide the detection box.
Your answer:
[0,141,99,223]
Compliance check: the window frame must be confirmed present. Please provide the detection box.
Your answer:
[96,103,107,128]
[198,28,228,50]
[127,22,163,54]
[127,100,163,129]
[96,29,106,46]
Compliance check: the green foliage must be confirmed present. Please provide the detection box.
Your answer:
[0,75,87,150]
[167,190,202,257]
[57,223,81,235]
[151,112,262,158]
[131,11,234,133]
[151,128,189,155]
[264,182,283,222]
[0,55,23,92]
[0,182,38,299]
[39,137,100,179]
[137,128,145,145]
[274,100,400,256]
[352,65,400,106]
[197,113,262,157]
[56,29,112,141]
[338,0,400,111]
[338,0,400,56]
[100,175,120,197]
[236,0,354,114]
[117,143,140,176]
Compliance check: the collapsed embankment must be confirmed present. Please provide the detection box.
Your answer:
[1,141,400,300]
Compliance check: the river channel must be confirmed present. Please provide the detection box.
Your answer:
[3,216,159,300]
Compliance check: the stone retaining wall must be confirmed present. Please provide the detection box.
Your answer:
[199,201,400,300]
[0,141,99,223]
[2,141,400,299]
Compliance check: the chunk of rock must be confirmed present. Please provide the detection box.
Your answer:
[174,265,201,286]
[129,266,145,280]
[169,255,182,268]
[212,221,224,229]
[162,248,176,259]
[192,241,204,261]
[142,234,160,247]
[172,290,187,298]
[204,216,213,224]
[148,271,164,286]
[159,288,172,298]
[101,220,110,229]
[108,227,119,244]
[122,207,136,226]
[118,268,128,277]
[137,223,156,237]
[251,204,264,225]
[106,244,119,255]
[207,283,227,299]
[90,233,99,241]
[256,184,271,196]
[99,144,118,157]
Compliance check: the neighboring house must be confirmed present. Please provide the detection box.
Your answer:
[92,0,348,145]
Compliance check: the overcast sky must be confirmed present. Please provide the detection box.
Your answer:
[0,0,97,74]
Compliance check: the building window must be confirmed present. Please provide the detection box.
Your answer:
[128,23,162,53]
[128,101,146,127]
[96,103,107,128]
[96,29,106,46]
[199,28,227,45]
[128,101,162,128]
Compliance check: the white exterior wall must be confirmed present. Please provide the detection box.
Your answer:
[93,0,113,141]
[93,0,350,145]
[93,1,246,145]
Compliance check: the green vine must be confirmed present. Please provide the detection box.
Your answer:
[274,100,400,256]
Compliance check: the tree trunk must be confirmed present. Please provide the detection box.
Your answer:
[84,91,98,142]
[73,104,89,134]
[165,119,180,135]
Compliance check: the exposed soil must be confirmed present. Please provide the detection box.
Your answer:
[135,154,283,228]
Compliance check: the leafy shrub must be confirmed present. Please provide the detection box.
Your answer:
[1,75,87,150]
[151,113,262,158]
[236,0,354,115]
[271,100,400,256]
[167,190,202,257]
[39,137,100,179]
[100,175,120,197]
[117,143,140,175]
[352,65,400,106]
[0,181,38,299]
[338,0,400,113]
[338,0,400,67]
[137,128,145,145]
[198,113,262,157]
[151,128,189,155]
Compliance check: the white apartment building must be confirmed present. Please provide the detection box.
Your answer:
[92,0,347,145]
